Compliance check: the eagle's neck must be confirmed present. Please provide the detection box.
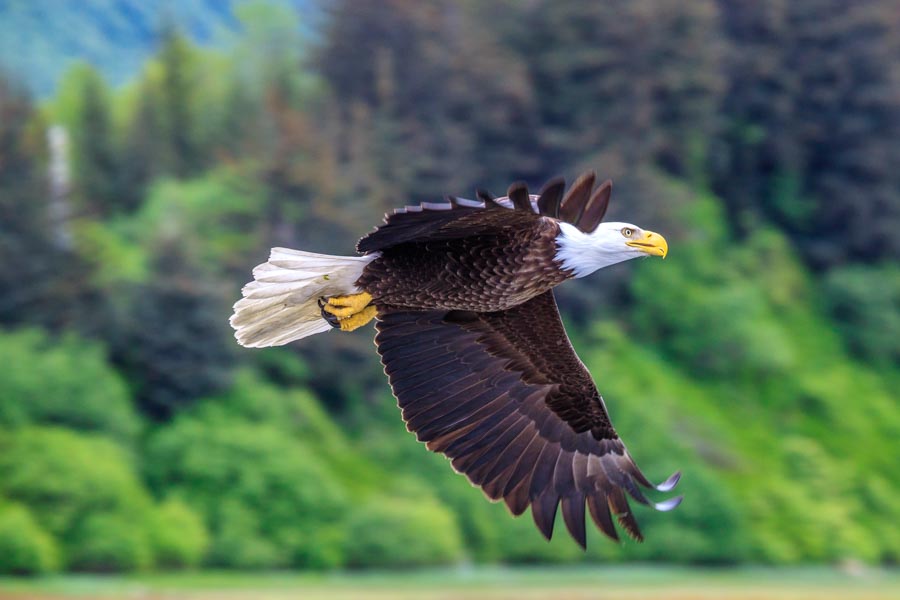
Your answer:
[554,222,635,278]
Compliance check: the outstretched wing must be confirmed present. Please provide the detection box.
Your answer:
[357,172,612,254]
[374,291,681,546]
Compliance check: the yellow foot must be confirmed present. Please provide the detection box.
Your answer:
[338,304,377,331]
[322,292,373,318]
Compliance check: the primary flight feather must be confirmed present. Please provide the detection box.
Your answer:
[231,171,681,547]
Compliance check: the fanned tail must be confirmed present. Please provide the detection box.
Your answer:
[230,248,376,348]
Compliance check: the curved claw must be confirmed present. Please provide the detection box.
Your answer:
[318,297,341,328]
[653,495,684,512]
[655,471,681,492]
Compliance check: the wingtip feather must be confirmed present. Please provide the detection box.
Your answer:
[656,471,682,492]
[653,495,684,512]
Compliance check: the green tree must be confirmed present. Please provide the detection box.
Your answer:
[519,0,723,176]
[159,25,202,177]
[68,513,154,572]
[716,0,900,266]
[0,427,159,571]
[109,240,236,419]
[318,0,539,200]
[119,79,166,211]
[68,64,120,216]
[0,328,140,442]
[147,499,209,569]
[343,497,464,568]
[0,503,60,575]
[824,264,900,366]
[145,412,349,569]
[0,72,90,332]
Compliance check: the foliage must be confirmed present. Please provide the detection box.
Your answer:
[145,409,350,569]
[714,0,900,266]
[0,75,90,333]
[823,264,900,366]
[0,428,158,571]
[63,64,120,217]
[520,0,724,176]
[147,499,210,569]
[0,0,898,574]
[343,497,464,568]
[318,0,540,200]
[67,513,154,573]
[132,173,267,275]
[0,328,139,442]
[491,513,585,565]
[0,503,60,575]
[108,240,237,419]
[158,26,203,177]
[629,194,797,378]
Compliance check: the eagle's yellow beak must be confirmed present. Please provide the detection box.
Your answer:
[626,230,668,258]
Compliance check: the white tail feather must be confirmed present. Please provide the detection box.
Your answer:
[230,248,377,348]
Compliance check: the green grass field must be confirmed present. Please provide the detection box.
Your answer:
[1,566,898,600]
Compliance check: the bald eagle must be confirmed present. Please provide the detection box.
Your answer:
[231,171,681,547]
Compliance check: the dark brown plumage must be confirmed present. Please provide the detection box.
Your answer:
[352,173,681,546]
[375,292,681,546]
[558,171,596,225]
[357,210,567,312]
[537,177,565,218]
[356,171,614,312]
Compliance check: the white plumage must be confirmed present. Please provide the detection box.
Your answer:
[230,248,376,348]
[555,221,652,278]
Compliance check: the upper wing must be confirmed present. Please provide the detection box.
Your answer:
[357,199,539,253]
[374,291,681,547]
[357,172,612,253]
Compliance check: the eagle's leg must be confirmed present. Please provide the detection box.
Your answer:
[337,304,377,331]
[321,292,373,317]
[319,292,376,331]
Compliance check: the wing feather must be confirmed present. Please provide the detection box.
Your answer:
[485,427,540,500]
[503,477,533,516]
[375,291,680,547]
[532,490,560,540]
[357,172,615,254]
[508,181,533,212]
[561,492,587,549]
[537,177,565,218]
[587,493,619,541]
[608,487,644,541]
[577,179,612,233]
[559,171,596,225]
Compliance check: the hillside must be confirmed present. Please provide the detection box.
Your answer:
[0,0,314,96]
[0,0,898,574]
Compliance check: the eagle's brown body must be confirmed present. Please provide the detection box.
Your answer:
[357,215,570,312]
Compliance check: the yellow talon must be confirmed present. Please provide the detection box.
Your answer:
[323,304,356,318]
[323,292,373,317]
[339,305,377,331]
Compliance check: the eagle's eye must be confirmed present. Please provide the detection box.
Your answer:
[621,227,634,238]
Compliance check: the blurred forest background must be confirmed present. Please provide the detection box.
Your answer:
[0,0,898,576]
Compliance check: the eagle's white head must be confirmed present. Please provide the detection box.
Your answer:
[555,221,668,278]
